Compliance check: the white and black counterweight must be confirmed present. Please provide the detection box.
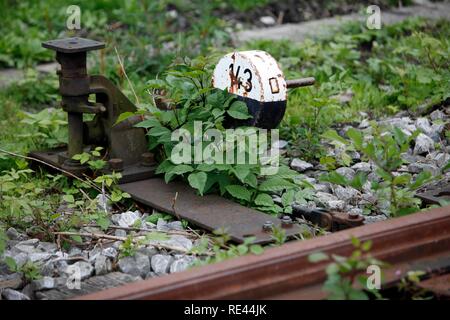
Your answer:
[213,50,315,129]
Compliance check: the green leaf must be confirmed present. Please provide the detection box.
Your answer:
[96,216,110,231]
[416,68,432,84]
[295,188,315,203]
[407,270,426,283]
[376,168,392,182]
[122,192,131,198]
[348,289,369,300]
[165,165,194,183]
[145,232,170,241]
[308,252,329,263]
[196,163,217,172]
[325,262,340,275]
[212,108,225,119]
[281,190,295,207]
[71,235,83,243]
[146,213,165,224]
[88,160,106,170]
[72,153,90,164]
[244,173,258,188]
[409,171,432,190]
[135,117,161,129]
[320,156,337,170]
[322,129,348,145]
[187,172,208,195]
[443,160,450,172]
[341,152,352,167]
[393,127,408,146]
[275,166,300,179]
[320,171,348,186]
[0,229,7,255]
[225,185,252,202]
[227,101,252,120]
[250,245,264,255]
[110,190,122,202]
[350,172,367,190]
[254,193,274,207]
[351,236,361,247]
[62,194,75,203]
[361,240,372,252]
[243,236,256,246]
[393,174,411,186]
[396,207,419,216]
[155,159,175,175]
[146,79,167,89]
[237,244,248,255]
[346,128,363,149]
[4,256,17,271]
[259,177,295,192]
[114,112,135,125]
[233,166,250,183]
[148,126,171,137]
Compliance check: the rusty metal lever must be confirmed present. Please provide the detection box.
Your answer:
[286,77,315,89]
[31,37,155,181]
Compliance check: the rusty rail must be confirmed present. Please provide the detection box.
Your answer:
[78,205,450,300]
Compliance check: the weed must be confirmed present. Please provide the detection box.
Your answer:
[4,257,42,283]
[396,270,433,300]
[118,57,309,215]
[192,229,264,266]
[321,125,435,216]
[0,227,7,256]
[119,235,138,258]
[308,236,385,300]
[248,18,450,162]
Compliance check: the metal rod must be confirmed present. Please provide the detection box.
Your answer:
[286,77,315,88]
[67,112,84,157]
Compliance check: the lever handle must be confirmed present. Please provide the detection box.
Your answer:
[286,77,315,88]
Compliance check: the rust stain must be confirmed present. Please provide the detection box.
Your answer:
[229,67,239,94]
[245,58,263,102]
[228,52,239,94]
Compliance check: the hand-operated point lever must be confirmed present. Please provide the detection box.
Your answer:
[32,37,155,181]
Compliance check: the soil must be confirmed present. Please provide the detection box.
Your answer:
[217,0,394,28]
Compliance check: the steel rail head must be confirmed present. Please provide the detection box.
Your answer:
[77,205,450,300]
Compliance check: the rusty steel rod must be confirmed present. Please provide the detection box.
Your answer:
[78,205,450,300]
[286,77,315,88]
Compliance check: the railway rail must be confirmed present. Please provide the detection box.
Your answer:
[78,205,450,300]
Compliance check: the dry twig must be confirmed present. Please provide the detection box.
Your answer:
[53,231,191,254]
